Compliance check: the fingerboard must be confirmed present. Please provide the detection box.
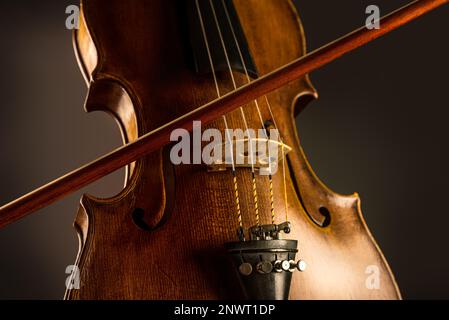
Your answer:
[185,0,259,79]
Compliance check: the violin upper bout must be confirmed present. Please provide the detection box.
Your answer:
[73,1,98,85]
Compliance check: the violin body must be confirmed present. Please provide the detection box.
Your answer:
[66,0,401,299]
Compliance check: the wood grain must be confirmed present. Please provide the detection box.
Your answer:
[58,0,406,299]
[0,0,446,229]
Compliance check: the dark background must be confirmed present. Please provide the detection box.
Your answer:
[0,0,447,299]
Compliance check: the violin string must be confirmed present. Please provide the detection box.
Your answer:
[281,144,288,221]
[195,0,243,231]
[208,0,261,226]
[220,0,288,224]
[261,95,289,223]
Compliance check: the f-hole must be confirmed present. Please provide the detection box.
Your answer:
[131,147,176,232]
[318,206,331,227]
[132,208,152,231]
[286,156,332,228]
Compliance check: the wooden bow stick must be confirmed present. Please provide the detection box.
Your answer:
[0,0,447,228]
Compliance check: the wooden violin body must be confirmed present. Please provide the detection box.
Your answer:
[66,0,401,299]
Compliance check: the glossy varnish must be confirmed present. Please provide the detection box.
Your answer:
[65,0,401,299]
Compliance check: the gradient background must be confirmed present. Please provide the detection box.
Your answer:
[0,0,448,299]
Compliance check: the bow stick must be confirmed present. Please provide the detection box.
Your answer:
[0,0,447,229]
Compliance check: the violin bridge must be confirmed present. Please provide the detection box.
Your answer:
[206,138,291,175]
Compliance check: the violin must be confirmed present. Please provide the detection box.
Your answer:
[0,0,447,300]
